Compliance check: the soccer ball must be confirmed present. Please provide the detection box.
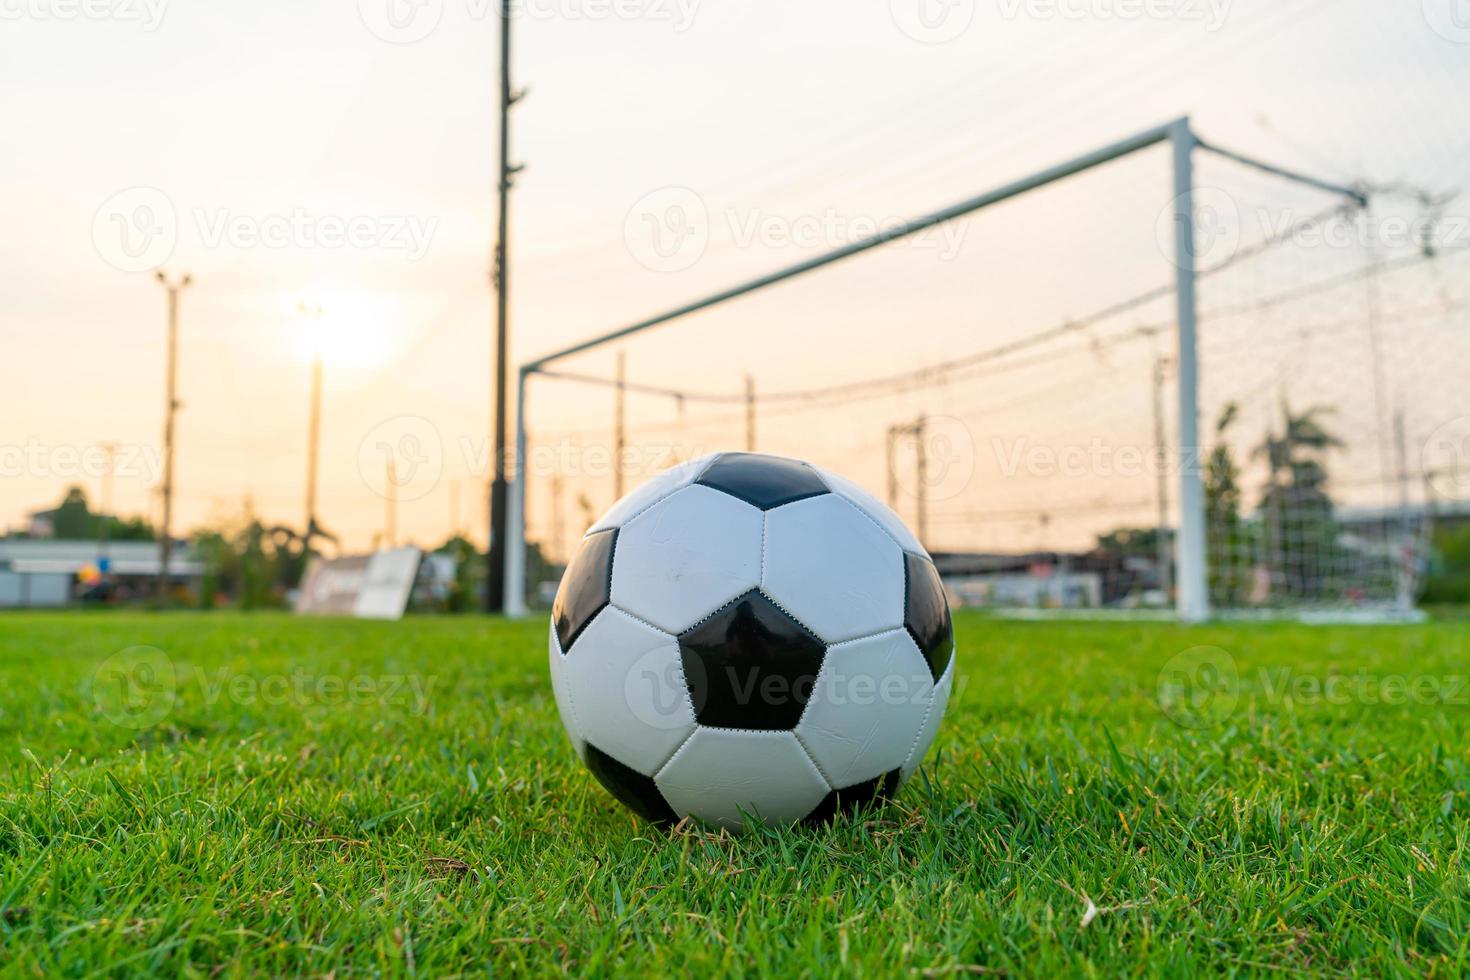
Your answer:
[548,452,955,830]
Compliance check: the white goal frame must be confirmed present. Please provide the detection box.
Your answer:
[503,117,1362,621]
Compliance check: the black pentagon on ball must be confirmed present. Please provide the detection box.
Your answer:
[584,743,677,825]
[552,528,617,652]
[904,552,954,681]
[803,769,901,825]
[678,590,827,731]
[695,452,830,510]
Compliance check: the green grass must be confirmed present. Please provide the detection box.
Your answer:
[1,612,1468,976]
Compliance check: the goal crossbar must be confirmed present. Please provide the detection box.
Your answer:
[504,117,1363,620]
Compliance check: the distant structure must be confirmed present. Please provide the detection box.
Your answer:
[0,540,201,608]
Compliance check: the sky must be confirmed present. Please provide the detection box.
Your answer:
[2,0,1468,556]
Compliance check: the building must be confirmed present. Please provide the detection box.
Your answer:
[0,540,202,608]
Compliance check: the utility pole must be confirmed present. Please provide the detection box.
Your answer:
[886,415,929,548]
[386,459,397,549]
[487,0,525,613]
[550,473,565,564]
[914,414,928,548]
[300,302,324,559]
[1152,356,1173,601]
[885,426,900,509]
[155,271,191,605]
[614,351,627,500]
[745,375,756,452]
[1394,408,1413,611]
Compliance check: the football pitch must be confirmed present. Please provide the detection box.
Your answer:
[2,612,1468,976]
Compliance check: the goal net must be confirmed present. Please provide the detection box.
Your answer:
[508,120,1466,620]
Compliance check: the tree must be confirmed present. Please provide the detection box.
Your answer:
[1205,403,1250,605]
[1255,403,1344,600]
[27,486,155,541]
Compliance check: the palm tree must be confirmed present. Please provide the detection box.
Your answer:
[1255,403,1344,599]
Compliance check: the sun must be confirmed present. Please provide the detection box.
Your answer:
[294,289,392,370]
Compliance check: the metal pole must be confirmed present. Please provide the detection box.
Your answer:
[1152,356,1173,602]
[1394,409,1413,612]
[614,352,626,500]
[504,367,530,617]
[155,271,190,605]
[1170,119,1210,622]
[523,119,1187,374]
[550,473,564,566]
[487,0,522,612]
[299,302,324,557]
[745,375,756,452]
[305,353,322,556]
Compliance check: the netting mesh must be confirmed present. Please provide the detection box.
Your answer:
[1194,150,1468,612]
[519,134,1468,616]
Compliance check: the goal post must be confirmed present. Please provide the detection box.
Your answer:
[505,118,1372,621]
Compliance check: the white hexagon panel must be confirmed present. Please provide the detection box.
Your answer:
[795,628,934,790]
[547,621,586,760]
[901,660,955,784]
[655,728,830,831]
[761,494,906,643]
[587,454,717,535]
[554,606,696,777]
[812,465,924,556]
[610,484,764,634]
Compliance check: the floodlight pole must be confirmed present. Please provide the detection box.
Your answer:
[1169,118,1210,622]
[487,0,524,613]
